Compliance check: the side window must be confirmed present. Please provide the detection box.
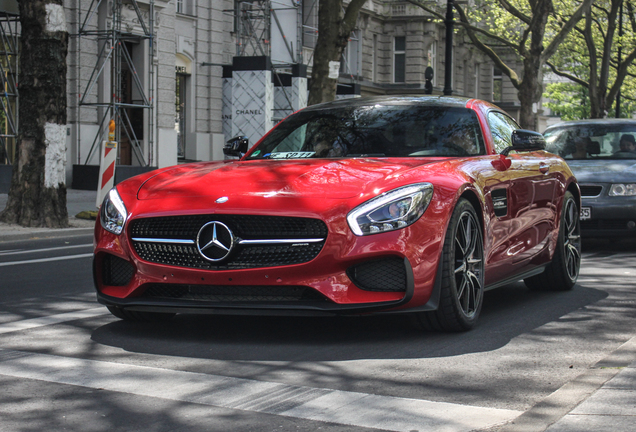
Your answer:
[488,112,517,154]
[502,114,520,131]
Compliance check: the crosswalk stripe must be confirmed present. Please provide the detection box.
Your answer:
[0,348,521,431]
[0,307,107,334]
[0,253,93,267]
[0,244,93,256]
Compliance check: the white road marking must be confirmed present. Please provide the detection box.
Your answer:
[0,244,93,256]
[0,348,522,431]
[0,308,107,334]
[0,253,93,267]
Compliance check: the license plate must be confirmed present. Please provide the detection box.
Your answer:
[580,207,591,220]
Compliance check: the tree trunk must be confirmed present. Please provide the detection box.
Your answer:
[0,0,69,227]
[517,49,544,130]
[307,0,367,106]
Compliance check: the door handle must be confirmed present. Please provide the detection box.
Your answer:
[539,163,549,174]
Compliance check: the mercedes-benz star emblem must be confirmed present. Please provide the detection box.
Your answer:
[196,221,235,262]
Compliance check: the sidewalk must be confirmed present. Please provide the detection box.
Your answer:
[0,188,96,241]
[500,335,636,432]
[0,189,635,431]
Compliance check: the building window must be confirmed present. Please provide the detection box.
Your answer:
[428,41,437,86]
[341,32,360,77]
[177,0,193,15]
[474,62,480,99]
[493,67,503,102]
[372,34,377,82]
[302,0,318,49]
[176,68,187,159]
[394,36,406,83]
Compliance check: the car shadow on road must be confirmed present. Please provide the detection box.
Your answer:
[91,281,608,362]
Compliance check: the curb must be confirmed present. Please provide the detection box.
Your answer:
[496,335,636,432]
[0,221,95,243]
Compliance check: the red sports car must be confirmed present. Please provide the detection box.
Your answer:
[94,96,581,331]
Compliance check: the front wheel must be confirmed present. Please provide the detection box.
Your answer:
[524,191,581,291]
[413,198,485,332]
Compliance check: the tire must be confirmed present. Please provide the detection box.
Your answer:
[107,306,176,322]
[524,191,581,291]
[413,198,485,332]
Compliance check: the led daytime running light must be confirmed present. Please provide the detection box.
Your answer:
[100,188,128,235]
[347,183,433,236]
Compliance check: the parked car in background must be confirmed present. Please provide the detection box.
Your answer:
[544,119,636,237]
[94,96,581,332]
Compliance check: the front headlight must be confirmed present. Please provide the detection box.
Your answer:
[609,183,636,196]
[100,188,128,235]
[347,183,434,236]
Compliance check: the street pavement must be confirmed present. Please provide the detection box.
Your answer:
[0,188,634,431]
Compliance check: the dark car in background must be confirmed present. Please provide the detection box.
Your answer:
[544,119,636,237]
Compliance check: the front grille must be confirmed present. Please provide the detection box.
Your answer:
[347,257,407,292]
[580,185,603,197]
[130,215,328,270]
[581,219,635,231]
[130,215,328,240]
[102,254,135,286]
[133,242,325,270]
[141,284,331,303]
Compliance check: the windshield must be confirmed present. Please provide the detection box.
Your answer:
[246,105,486,159]
[544,123,636,160]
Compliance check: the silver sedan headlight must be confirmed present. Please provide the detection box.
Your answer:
[100,188,128,235]
[609,183,636,196]
[347,183,434,236]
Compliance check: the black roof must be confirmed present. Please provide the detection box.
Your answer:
[302,95,475,112]
[545,118,636,131]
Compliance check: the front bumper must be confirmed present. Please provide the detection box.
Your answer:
[93,213,445,316]
[579,186,636,237]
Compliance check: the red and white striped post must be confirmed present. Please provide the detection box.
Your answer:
[96,119,117,208]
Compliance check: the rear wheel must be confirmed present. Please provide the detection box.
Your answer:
[413,198,484,331]
[524,191,581,291]
[107,306,175,322]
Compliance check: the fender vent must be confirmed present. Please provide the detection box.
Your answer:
[491,188,508,217]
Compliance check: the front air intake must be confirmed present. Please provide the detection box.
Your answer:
[347,257,407,292]
[102,254,135,286]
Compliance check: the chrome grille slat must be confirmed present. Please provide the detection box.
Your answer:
[129,215,328,270]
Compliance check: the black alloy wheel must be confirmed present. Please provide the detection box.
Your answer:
[413,198,485,331]
[525,190,581,291]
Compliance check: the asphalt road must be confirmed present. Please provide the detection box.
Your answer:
[0,234,634,431]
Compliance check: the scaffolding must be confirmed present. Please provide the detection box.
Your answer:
[0,0,18,166]
[234,0,303,66]
[75,0,155,167]
[233,0,359,81]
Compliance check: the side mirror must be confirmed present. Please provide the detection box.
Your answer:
[223,136,249,157]
[502,129,546,156]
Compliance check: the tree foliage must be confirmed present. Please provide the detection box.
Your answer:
[546,0,636,118]
[406,0,593,129]
[544,82,591,120]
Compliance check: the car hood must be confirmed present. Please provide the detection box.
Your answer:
[566,159,636,183]
[137,158,443,201]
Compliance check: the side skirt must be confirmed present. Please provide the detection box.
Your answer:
[484,265,547,291]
